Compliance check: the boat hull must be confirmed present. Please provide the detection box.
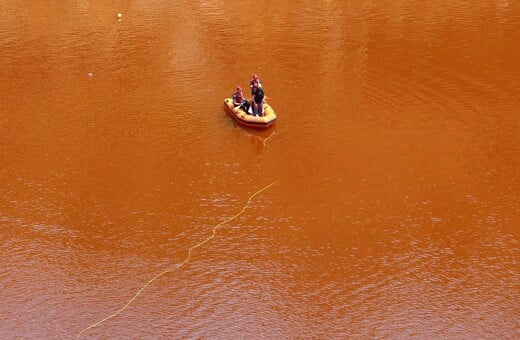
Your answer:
[223,98,277,129]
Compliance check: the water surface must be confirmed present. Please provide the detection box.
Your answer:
[0,1,519,338]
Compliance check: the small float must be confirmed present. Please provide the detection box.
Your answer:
[223,98,277,129]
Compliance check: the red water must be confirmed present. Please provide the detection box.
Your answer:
[1,1,519,338]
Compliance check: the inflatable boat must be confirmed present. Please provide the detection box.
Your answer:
[223,98,277,129]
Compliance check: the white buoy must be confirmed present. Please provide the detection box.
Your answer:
[117,13,122,19]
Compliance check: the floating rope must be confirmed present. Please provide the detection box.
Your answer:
[78,181,276,337]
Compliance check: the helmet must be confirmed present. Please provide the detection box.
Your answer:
[236,86,242,91]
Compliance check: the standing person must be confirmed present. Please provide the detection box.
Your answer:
[249,74,263,95]
[251,81,265,116]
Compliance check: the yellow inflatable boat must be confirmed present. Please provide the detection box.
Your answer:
[223,98,277,129]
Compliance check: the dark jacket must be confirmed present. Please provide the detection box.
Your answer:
[252,87,264,104]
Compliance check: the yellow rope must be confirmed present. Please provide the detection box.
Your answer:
[77,181,276,337]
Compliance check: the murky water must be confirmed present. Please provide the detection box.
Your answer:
[1,1,519,338]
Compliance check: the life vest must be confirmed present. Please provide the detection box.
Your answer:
[233,91,243,104]
[250,79,262,89]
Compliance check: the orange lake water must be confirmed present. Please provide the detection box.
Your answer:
[0,1,519,338]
